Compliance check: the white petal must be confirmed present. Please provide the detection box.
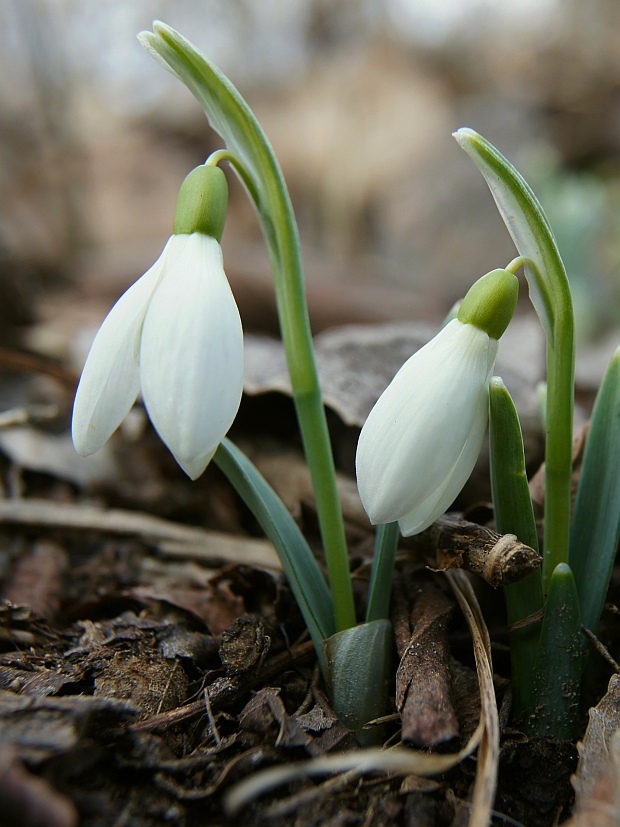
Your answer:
[140,234,244,479]
[397,389,489,536]
[71,245,167,455]
[356,319,497,529]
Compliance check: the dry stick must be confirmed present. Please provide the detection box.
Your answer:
[0,498,280,570]
[0,500,538,588]
[581,626,620,674]
[418,514,541,588]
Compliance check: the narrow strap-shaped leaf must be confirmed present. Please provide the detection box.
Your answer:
[489,377,543,717]
[454,128,575,591]
[569,346,620,634]
[529,563,582,739]
[141,22,355,631]
[323,619,392,745]
[489,377,539,551]
[214,439,334,675]
[366,522,399,623]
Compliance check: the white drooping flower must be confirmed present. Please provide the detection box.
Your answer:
[356,269,518,537]
[72,164,243,479]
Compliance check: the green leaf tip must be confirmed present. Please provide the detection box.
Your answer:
[137,24,182,81]
[528,560,582,739]
[457,269,518,340]
[173,164,228,240]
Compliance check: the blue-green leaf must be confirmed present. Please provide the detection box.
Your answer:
[214,439,334,675]
[529,563,582,738]
[366,522,399,624]
[489,377,539,552]
[570,346,620,634]
[454,128,575,589]
[489,376,543,717]
[323,618,392,745]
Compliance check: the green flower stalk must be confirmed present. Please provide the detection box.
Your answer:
[72,21,620,747]
[456,130,589,736]
[454,129,575,593]
[139,22,355,634]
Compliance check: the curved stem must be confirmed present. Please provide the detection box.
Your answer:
[505,254,574,590]
[144,23,357,632]
[219,150,356,630]
[366,522,399,623]
[543,323,574,589]
[505,256,527,275]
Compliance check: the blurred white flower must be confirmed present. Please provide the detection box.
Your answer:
[72,233,243,479]
[356,318,498,536]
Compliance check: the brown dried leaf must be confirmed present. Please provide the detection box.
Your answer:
[567,674,620,827]
[0,691,138,763]
[244,316,545,431]
[395,588,458,747]
[0,743,78,827]
[239,687,314,751]
[219,615,271,676]
[2,540,68,620]
[0,426,116,486]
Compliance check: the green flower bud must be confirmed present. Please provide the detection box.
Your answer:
[457,268,519,340]
[173,164,228,240]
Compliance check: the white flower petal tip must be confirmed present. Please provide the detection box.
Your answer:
[71,233,243,478]
[355,319,498,537]
[174,446,219,481]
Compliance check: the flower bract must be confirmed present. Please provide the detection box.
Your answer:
[72,233,243,479]
[355,318,498,536]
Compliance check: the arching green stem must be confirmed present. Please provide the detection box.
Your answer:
[454,129,575,593]
[142,23,355,631]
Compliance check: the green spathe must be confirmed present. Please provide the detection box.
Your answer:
[173,164,228,240]
[457,269,518,340]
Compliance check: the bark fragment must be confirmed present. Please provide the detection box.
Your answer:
[394,586,458,747]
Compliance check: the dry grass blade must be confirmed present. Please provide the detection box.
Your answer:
[223,737,485,816]
[446,569,499,827]
[224,569,499,819]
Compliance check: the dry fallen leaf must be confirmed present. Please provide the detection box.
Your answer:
[244,315,545,432]
[566,674,620,827]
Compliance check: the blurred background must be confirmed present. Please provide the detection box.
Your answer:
[1,0,620,369]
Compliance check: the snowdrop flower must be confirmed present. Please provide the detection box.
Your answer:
[356,268,518,536]
[72,163,243,479]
